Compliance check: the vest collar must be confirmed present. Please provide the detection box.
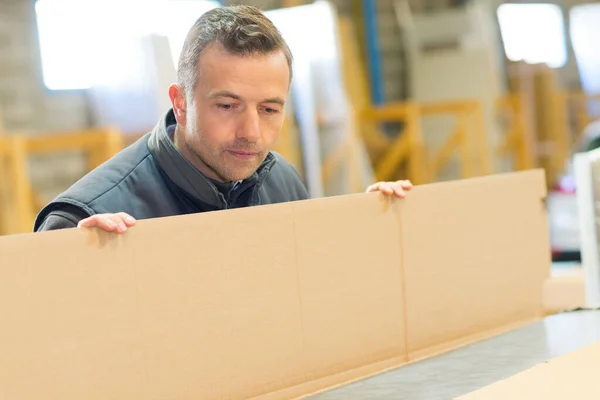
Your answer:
[147,108,277,209]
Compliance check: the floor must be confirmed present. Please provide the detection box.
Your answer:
[306,310,600,400]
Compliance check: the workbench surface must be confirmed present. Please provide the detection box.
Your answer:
[307,310,600,400]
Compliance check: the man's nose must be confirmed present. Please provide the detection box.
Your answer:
[238,110,261,141]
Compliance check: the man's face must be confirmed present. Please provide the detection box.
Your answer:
[170,43,290,182]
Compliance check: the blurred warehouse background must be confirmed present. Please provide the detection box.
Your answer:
[0,0,598,264]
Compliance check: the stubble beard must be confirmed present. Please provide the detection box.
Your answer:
[187,134,266,183]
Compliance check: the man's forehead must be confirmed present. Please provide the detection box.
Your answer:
[197,43,289,78]
[195,45,290,99]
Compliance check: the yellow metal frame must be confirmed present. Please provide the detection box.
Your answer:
[362,102,425,183]
[361,99,491,184]
[0,136,35,235]
[496,94,535,171]
[25,127,124,170]
[0,128,124,236]
[497,90,600,184]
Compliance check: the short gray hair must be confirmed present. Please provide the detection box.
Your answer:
[177,5,293,99]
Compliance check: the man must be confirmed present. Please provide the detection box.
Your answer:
[34,5,412,234]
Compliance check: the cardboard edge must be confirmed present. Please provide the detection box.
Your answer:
[407,317,541,362]
[245,355,407,400]
[410,169,547,197]
[278,318,541,400]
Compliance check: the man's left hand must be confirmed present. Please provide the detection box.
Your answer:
[366,180,413,199]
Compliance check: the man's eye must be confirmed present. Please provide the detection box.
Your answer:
[218,104,233,110]
[264,107,279,114]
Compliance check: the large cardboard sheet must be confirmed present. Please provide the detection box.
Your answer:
[0,195,406,399]
[456,340,600,399]
[400,170,551,359]
[0,170,550,399]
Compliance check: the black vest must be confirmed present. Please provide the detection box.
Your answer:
[33,109,309,231]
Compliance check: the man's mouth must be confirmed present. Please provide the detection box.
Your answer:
[227,150,259,160]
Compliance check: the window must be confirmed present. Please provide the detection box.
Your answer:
[35,0,220,90]
[497,3,568,68]
[570,4,600,95]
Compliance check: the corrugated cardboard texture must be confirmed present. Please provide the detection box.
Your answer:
[0,170,550,399]
[455,339,600,399]
[399,170,550,360]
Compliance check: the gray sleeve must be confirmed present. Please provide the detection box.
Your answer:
[35,205,90,232]
[296,179,309,200]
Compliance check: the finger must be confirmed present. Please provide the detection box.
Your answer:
[367,182,397,195]
[93,215,120,232]
[107,214,128,233]
[116,212,136,227]
[401,180,413,190]
[367,183,388,193]
[391,180,412,190]
[77,216,97,228]
[393,187,406,198]
[381,183,394,195]
[78,215,118,232]
[79,215,117,229]
[366,183,378,193]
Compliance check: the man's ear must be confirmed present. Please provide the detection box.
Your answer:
[169,84,187,126]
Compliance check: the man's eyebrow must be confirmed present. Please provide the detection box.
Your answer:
[263,97,285,106]
[209,90,241,100]
[209,91,285,106]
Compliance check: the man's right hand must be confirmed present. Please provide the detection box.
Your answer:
[77,213,137,234]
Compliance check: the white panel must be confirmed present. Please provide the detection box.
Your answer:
[575,150,600,307]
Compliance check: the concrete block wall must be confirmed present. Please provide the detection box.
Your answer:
[0,0,91,204]
[0,0,89,132]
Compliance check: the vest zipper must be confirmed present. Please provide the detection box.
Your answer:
[219,193,229,210]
